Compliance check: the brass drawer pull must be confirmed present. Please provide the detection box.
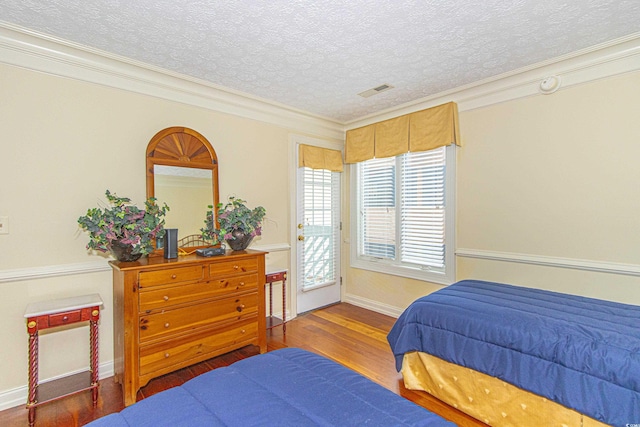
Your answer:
[163,296,169,301]
[233,265,239,270]
[171,274,177,279]
[238,282,245,287]
[164,322,170,328]
[164,353,170,358]
[236,304,245,312]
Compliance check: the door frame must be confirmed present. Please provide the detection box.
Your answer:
[288,134,344,317]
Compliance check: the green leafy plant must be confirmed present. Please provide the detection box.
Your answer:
[201,196,266,244]
[78,190,169,256]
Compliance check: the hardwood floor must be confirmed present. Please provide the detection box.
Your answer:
[0,303,485,427]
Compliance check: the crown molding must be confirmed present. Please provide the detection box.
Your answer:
[2,22,638,138]
[346,33,640,129]
[0,23,344,140]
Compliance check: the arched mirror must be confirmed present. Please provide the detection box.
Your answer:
[146,127,219,251]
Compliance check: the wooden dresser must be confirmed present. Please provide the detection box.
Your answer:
[110,250,266,406]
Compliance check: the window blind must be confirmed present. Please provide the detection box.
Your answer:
[357,147,447,270]
[359,156,396,259]
[400,147,446,268]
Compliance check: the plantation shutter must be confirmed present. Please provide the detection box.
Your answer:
[400,147,446,268]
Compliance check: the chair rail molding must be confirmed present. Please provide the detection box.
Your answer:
[0,242,291,284]
[456,248,640,277]
[0,261,111,284]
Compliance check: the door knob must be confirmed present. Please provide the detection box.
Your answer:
[298,223,304,229]
[298,235,304,241]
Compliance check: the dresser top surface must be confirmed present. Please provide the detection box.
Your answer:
[110,249,266,271]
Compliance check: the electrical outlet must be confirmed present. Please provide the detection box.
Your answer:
[0,216,8,235]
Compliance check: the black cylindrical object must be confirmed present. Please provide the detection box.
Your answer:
[164,229,178,259]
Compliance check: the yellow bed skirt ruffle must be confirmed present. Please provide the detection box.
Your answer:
[401,351,610,427]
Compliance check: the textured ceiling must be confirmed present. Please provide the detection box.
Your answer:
[1,1,639,123]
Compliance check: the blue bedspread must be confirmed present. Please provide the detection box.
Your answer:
[387,279,640,426]
[87,348,454,426]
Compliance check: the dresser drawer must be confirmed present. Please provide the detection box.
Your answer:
[139,274,259,312]
[139,320,258,377]
[138,265,203,288]
[139,293,258,343]
[209,258,258,276]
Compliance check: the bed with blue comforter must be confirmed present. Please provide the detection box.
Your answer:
[86,347,454,426]
[387,279,640,426]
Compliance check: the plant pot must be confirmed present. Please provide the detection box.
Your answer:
[109,239,143,262]
[226,229,254,251]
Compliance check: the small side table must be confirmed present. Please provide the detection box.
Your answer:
[265,270,287,334]
[24,293,103,426]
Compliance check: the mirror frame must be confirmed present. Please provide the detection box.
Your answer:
[146,126,219,253]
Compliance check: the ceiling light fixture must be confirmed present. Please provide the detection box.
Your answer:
[358,84,395,98]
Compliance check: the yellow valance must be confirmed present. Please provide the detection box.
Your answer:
[345,101,460,164]
[298,144,344,172]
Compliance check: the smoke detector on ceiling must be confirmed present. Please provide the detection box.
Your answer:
[358,84,395,98]
[539,76,561,94]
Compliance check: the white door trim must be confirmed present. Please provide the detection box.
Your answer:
[289,134,344,316]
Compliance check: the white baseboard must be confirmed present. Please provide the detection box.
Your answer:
[343,293,403,318]
[0,361,114,411]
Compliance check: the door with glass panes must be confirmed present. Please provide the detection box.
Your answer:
[296,164,341,314]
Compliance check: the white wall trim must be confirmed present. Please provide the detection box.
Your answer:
[0,22,640,140]
[0,260,111,284]
[346,33,640,129]
[252,242,291,252]
[343,293,403,318]
[2,22,638,138]
[0,361,114,411]
[456,248,640,277]
[0,243,290,284]
[0,23,344,140]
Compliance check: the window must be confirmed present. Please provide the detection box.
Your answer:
[350,145,455,284]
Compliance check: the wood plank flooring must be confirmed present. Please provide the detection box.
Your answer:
[0,303,485,427]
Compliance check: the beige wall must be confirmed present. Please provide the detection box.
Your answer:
[344,70,640,312]
[0,62,321,402]
[456,71,640,302]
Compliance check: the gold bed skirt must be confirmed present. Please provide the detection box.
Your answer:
[401,351,610,427]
